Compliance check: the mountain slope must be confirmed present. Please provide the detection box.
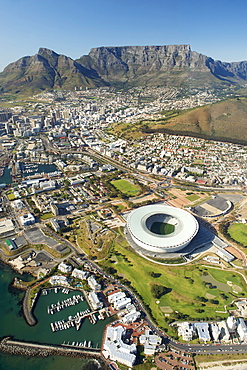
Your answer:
[141,97,247,144]
[1,45,247,94]
[0,48,106,94]
[77,45,247,88]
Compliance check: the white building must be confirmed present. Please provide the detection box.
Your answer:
[88,291,103,310]
[0,218,15,236]
[227,316,237,332]
[140,330,162,355]
[87,275,101,291]
[122,309,141,324]
[235,300,247,317]
[237,318,247,342]
[51,219,60,232]
[108,290,132,310]
[58,262,72,274]
[177,322,195,341]
[71,268,89,280]
[218,321,230,342]
[210,323,221,341]
[12,199,25,210]
[49,275,69,286]
[108,291,126,304]
[194,322,211,342]
[39,180,56,191]
[19,213,35,226]
[103,325,136,367]
[114,297,132,311]
[126,204,199,254]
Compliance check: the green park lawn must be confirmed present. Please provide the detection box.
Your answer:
[7,193,15,200]
[228,223,247,246]
[100,234,247,335]
[40,212,54,220]
[111,179,141,197]
[186,194,200,202]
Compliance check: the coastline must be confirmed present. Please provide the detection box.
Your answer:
[0,258,38,326]
[0,260,108,361]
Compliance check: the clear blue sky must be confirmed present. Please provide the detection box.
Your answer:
[0,0,246,72]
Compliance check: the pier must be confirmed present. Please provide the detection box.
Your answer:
[50,308,100,332]
[47,294,84,314]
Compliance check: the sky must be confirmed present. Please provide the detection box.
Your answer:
[0,0,247,72]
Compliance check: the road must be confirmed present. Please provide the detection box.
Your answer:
[5,135,247,354]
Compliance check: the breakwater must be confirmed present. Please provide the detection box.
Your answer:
[22,287,37,326]
[0,337,103,359]
[0,263,110,369]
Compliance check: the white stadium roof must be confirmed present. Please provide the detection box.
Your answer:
[127,204,199,253]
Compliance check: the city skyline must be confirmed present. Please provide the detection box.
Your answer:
[0,0,247,72]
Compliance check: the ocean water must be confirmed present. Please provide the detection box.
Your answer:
[0,262,109,369]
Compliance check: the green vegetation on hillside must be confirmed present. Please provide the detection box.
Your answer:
[111,98,247,144]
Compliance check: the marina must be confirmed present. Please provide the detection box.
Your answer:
[47,294,84,314]
[0,263,110,369]
[50,308,91,332]
[20,162,58,178]
[0,163,60,185]
[0,269,112,347]
[61,340,99,348]
[0,167,5,177]
[0,166,12,184]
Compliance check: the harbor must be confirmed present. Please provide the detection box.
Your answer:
[47,293,84,314]
[0,262,110,369]
[0,162,60,185]
[20,162,59,178]
[0,265,112,350]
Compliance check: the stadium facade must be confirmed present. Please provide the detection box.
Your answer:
[126,204,199,254]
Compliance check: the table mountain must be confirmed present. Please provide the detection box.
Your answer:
[78,44,247,87]
[1,45,247,94]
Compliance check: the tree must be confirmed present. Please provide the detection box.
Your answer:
[151,283,169,299]
[196,296,208,303]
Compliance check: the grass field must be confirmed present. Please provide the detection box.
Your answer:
[186,194,200,202]
[150,222,175,235]
[40,212,53,220]
[195,353,247,364]
[228,223,247,246]
[100,234,247,335]
[111,179,141,197]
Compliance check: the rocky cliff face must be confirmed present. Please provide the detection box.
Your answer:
[78,44,247,87]
[86,44,208,74]
[1,45,247,94]
[0,48,105,94]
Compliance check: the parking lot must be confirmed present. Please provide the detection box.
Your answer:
[24,227,61,248]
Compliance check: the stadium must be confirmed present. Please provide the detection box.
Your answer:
[126,204,199,254]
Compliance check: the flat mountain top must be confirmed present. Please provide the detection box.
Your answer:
[1,45,247,95]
